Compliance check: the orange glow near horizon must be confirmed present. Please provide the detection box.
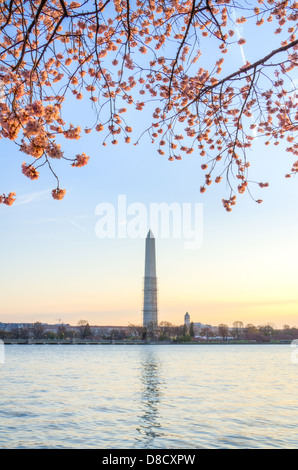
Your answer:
[1,292,298,329]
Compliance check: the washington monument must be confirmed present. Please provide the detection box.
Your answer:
[143,229,158,327]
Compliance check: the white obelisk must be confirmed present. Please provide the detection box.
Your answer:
[143,229,158,327]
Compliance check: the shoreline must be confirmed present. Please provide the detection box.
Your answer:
[2,339,291,345]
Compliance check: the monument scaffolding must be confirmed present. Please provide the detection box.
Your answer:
[142,229,158,327]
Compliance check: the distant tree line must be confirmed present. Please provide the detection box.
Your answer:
[0,320,134,341]
[201,322,298,343]
[126,321,298,343]
[0,320,297,343]
[0,320,93,341]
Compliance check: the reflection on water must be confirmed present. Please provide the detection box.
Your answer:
[136,351,162,447]
[0,345,298,448]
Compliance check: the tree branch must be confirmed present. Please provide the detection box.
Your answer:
[189,38,298,108]
[12,0,48,71]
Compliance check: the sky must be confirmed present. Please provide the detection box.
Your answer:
[0,5,297,329]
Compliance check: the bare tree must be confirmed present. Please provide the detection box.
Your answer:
[158,321,174,340]
[31,321,45,339]
[77,319,91,339]
[128,323,144,339]
[144,321,159,341]
[200,326,213,341]
[232,320,244,339]
[218,323,229,341]
[57,323,67,339]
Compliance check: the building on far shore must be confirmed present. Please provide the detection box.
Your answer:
[0,322,130,336]
[182,313,215,333]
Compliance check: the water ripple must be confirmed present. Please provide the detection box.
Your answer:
[0,344,297,448]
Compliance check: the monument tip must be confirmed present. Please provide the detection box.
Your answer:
[147,229,154,238]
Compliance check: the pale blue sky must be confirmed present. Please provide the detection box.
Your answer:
[0,6,297,328]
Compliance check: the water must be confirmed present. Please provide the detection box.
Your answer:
[0,344,297,449]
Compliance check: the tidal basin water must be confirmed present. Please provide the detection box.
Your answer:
[0,344,297,449]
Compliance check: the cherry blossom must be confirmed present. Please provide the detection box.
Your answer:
[0,0,296,207]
